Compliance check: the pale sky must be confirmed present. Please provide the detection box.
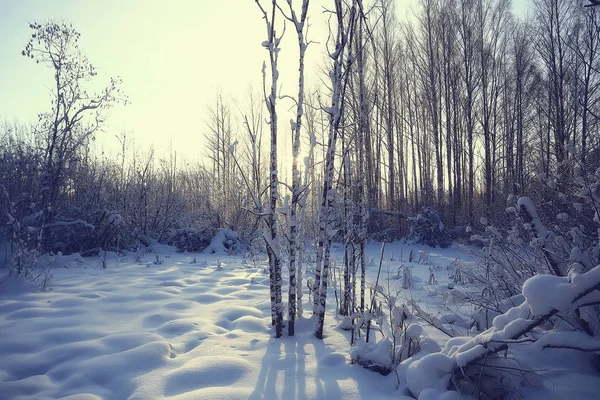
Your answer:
[0,0,531,162]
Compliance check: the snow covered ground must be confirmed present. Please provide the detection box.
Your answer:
[1,242,598,399]
[0,244,400,400]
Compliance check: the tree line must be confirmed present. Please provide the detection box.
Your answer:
[2,0,600,339]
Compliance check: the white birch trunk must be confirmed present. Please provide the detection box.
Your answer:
[255,0,283,338]
[297,131,316,319]
[315,0,358,339]
[357,12,368,317]
[283,0,310,337]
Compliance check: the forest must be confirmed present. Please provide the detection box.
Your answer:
[2,0,600,399]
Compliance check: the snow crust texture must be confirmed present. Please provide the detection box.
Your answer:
[0,250,394,400]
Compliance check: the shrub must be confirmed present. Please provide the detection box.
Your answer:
[408,208,450,248]
[203,229,243,255]
[42,208,123,255]
[166,227,217,252]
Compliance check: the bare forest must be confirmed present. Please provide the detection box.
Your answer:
[3,0,600,398]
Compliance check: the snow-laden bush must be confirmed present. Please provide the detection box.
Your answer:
[446,225,471,243]
[405,264,600,399]
[465,184,600,330]
[42,208,123,255]
[370,228,404,243]
[350,261,430,378]
[0,185,52,288]
[406,184,600,398]
[461,209,542,328]
[203,229,243,255]
[470,293,524,331]
[166,227,217,252]
[351,337,394,375]
[166,227,245,254]
[408,208,450,248]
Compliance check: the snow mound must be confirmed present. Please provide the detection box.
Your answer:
[164,357,252,396]
[522,274,574,316]
[406,353,454,395]
[203,229,242,254]
[0,247,407,399]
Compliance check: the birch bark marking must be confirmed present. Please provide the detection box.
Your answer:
[255,0,284,338]
[315,0,359,339]
[279,0,311,337]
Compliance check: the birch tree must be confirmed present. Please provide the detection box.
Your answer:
[534,0,575,187]
[315,0,359,340]
[355,8,369,336]
[255,0,284,338]
[458,0,479,224]
[278,0,311,337]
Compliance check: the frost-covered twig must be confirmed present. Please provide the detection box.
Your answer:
[365,241,386,343]
[409,300,456,338]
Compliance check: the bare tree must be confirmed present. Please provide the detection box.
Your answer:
[534,0,575,185]
[278,0,311,337]
[255,0,284,338]
[23,22,123,228]
[315,0,359,339]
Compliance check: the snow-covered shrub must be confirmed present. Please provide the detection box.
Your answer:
[405,178,600,398]
[398,323,423,362]
[350,337,394,375]
[41,208,123,255]
[406,265,600,399]
[408,208,450,248]
[470,293,525,331]
[178,210,221,231]
[43,219,95,254]
[465,187,600,330]
[203,229,243,255]
[0,185,53,288]
[351,260,428,377]
[446,225,470,243]
[366,208,410,242]
[166,227,216,252]
[447,258,466,285]
[351,304,430,377]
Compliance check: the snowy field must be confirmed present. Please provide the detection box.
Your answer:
[1,242,599,399]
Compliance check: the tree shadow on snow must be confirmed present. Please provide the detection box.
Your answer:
[249,317,346,400]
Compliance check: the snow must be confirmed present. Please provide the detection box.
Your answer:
[522,274,574,316]
[106,212,122,226]
[491,301,530,330]
[2,241,600,399]
[418,389,470,400]
[522,265,600,316]
[338,315,352,330]
[405,353,454,395]
[0,246,398,399]
[517,197,549,240]
[202,229,240,255]
[405,323,422,339]
[532,331,600,351]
